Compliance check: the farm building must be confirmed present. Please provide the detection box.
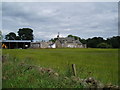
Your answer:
[2,35,86,49]
[55,37,86,48]
[30,34,86,48]
[2,40,31,49]
[30,41,55,48]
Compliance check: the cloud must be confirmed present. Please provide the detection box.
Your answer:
[2,2,118,40]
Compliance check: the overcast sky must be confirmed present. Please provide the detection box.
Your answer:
[2,2,118,40]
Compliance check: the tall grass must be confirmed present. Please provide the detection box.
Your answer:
[2,56,84,88]
[2,48,119,87]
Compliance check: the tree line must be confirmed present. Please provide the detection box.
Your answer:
[50,35,120,48]
[3,28,120,48]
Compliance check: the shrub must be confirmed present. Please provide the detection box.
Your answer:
[97,43,112,48]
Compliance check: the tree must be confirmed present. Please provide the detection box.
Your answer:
[16,36,21,40]
[67,35,80,40]
[80,38,87,44]
[106,36,120,48]
[5,32,16,40]
[49,38,58,43]
[68,34,88,44]
[97,43,112,48]
[86,37,105,48]
[68,35,73,38]
[18,28,34,41]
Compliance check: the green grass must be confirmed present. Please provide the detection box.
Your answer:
[2,48,119,88]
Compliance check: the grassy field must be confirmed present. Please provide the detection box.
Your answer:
[2,48,119,88]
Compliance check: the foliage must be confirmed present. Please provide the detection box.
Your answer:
[18,28,34,41]
[67,35,120,48]
[5,32,16,40]
[86,37,104,48]
[15,36,21,40]
[97,43,112,48]
[50,34,81,43]
[50,34,120,48]
[106,36,120,48]
[86,36,120,48]
[4,29,119,48]
[79,38,87,44]
[5,28,34,41]
[49,38,58,43]
[68,34,80,40]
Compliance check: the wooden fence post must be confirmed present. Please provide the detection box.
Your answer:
[72,64,77,76]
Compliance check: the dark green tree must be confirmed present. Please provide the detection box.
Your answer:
[68,35,73,37]
[67,34,80,40]
[5,32,16,40]
[16,36,21,40]
[49,38,58,43]
[80,38,87,44]
[86,37,104,48]
[18,28,34,41]
[106,36,120,48]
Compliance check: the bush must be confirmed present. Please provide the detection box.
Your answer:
[97,43,112,48]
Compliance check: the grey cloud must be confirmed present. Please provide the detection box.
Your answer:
[2,2,118,40]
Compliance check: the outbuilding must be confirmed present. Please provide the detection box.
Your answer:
[2,40,31,49]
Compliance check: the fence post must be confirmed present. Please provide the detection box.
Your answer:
[72,64,77,76]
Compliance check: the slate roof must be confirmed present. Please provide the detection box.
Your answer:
[57,37,82,45]
[75,39,82,44]
[58,38,66,43]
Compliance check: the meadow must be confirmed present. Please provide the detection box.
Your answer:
[2,48,119,88]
